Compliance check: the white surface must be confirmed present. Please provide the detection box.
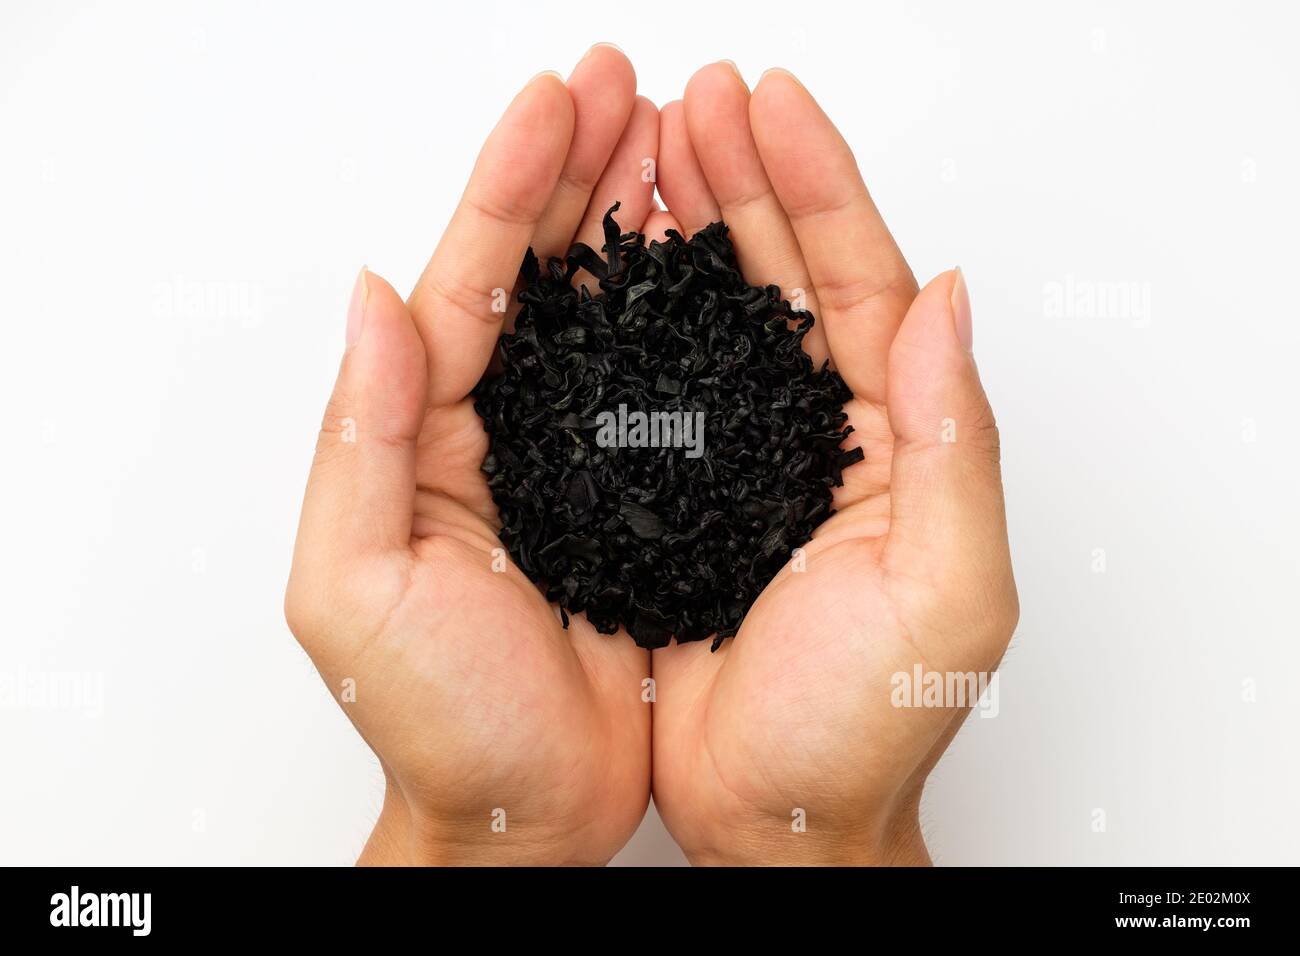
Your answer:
[1,0,1296,865]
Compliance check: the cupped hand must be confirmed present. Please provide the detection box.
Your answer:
[285,46,661,865]
[649,63,1019,865]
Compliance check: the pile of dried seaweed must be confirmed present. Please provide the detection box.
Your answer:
[473,204,862,650]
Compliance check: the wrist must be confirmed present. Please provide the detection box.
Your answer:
[682,805,930,867]
[356,781,616,867]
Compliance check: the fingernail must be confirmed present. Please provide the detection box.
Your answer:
[346,267,369,347]
[527,69,563,86]
[583,42,624,60]
[719,59,744,82]
[572,44,623,80]
[760,66,802,87]
[951,267,972,352]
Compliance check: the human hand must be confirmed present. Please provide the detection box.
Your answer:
[284,46,661,865]
[649,63,1019,865]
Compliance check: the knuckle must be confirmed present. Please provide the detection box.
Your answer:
[464,188,540,229]
[964,400,1002,471]
[319,386,354,441]
[312,388,359,465]
[555,166,601,199]
[424,270,502,328]
[818,266,918,318]
[782,189,854,224]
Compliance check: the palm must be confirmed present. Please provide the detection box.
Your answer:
[652,399,978,848]
[377,397,648,849]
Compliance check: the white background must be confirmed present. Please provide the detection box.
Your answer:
[2,0,1297,865]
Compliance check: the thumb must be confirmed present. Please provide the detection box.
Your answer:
[883,269,1015,629]
[291,268,427,580]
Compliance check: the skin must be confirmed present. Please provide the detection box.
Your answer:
[285,50,1018,866]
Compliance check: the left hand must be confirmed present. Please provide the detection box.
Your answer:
[649,63,1019,865]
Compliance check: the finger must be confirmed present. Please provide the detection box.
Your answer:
[656,99,720,237]
[573,95,659,257]
[883,270,1017,642]
[408,72,575,407]
[750,68,916,403]
[641,209,681,241]
[529,44,638,260]
[292,270,427,581]
[682,62,828,366]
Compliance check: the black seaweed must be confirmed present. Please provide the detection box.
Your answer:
[473,204,863,650]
